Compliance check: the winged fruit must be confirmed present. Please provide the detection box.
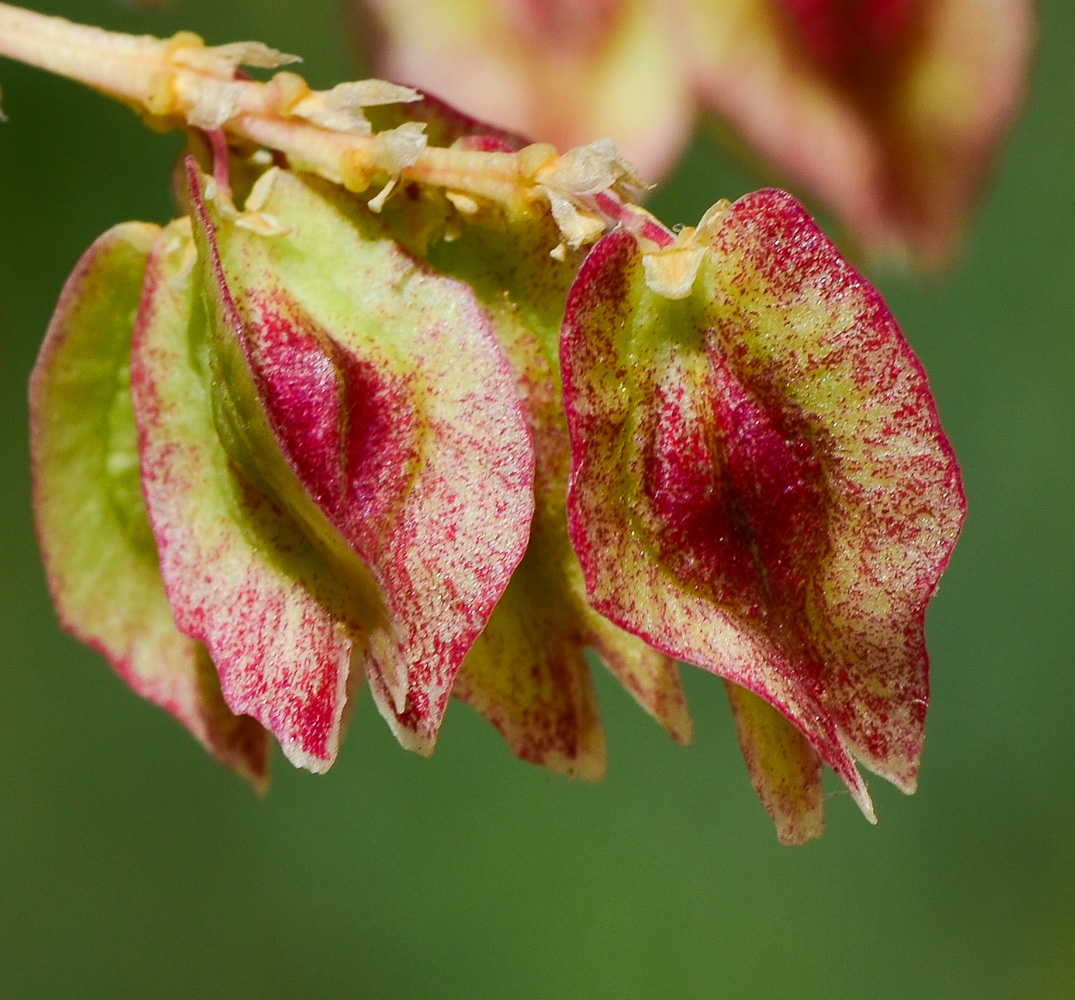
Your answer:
[10,5,965,842]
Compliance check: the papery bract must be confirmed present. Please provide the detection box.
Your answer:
[185,162,535,754]
[561,190,965,840]
[31,222,270,786]
[132,218,359,772]
[422,208,692,777]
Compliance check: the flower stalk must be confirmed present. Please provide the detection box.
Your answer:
[0,2,667,252]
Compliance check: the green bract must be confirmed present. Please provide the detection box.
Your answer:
[16,7,965,842]
[30,222,271,785]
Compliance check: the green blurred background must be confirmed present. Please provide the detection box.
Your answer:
[1,2,1072,997]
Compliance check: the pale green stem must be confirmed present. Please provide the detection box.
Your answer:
[0,0,674,247]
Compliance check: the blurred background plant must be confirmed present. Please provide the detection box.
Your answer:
[355,0,1034,270]
[0,2,1072,998]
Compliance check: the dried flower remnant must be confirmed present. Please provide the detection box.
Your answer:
[2,3,964,842]
[356,0,1033,268]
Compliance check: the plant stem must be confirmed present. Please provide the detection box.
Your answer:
[0,2,674,246]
